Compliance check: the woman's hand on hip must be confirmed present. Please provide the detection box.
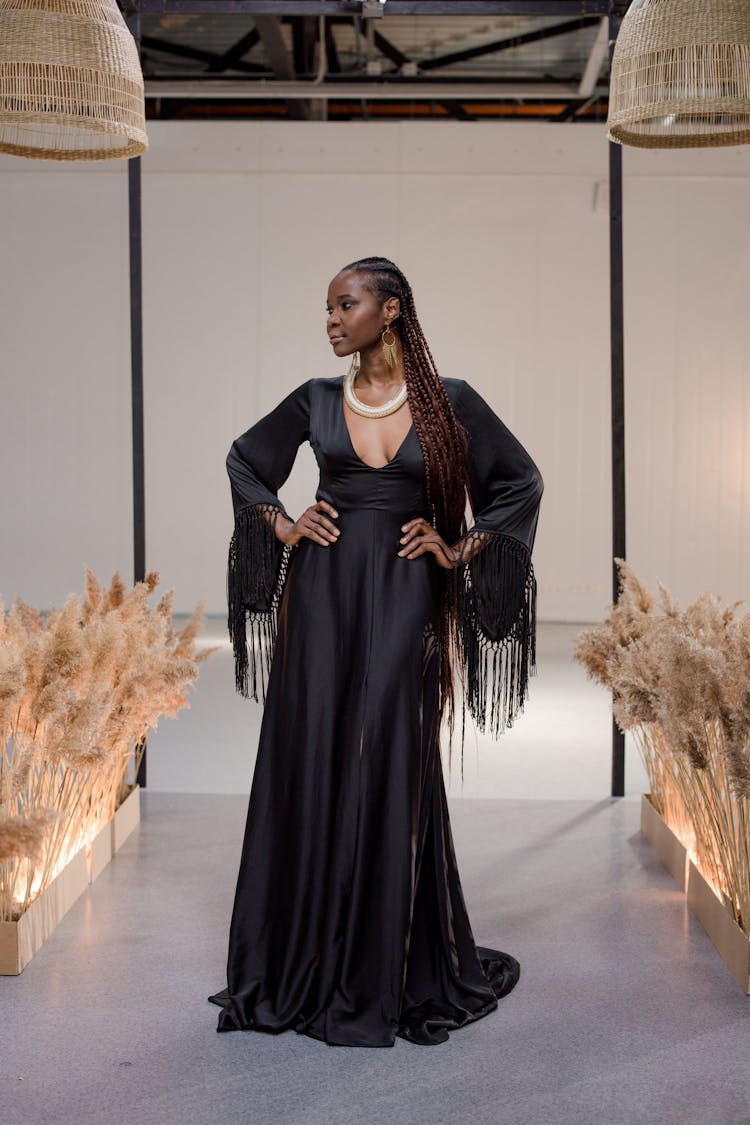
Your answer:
[279,501,341,547]
[397,518,457,569]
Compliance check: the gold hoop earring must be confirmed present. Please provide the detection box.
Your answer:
[381,325,398,369]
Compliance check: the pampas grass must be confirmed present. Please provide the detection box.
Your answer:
[0,569,215,921]
[575,560,750,935]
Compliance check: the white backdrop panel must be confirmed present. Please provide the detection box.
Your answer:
[0,169,131,609]
[624,175,750,608]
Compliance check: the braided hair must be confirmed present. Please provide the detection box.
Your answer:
[341,256,473,762]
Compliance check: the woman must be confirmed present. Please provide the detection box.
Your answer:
[209,256,543,1047]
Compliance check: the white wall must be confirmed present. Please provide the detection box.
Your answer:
[623,168,750,607]
[2,121,750,625]
[1,167,132,608]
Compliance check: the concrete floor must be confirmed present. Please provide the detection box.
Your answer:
[1,792,748,1125]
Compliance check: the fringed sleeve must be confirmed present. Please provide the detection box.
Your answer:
[451,379,544,740]
[226,380,312,702]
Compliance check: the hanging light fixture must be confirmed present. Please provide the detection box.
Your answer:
[607,0,750,148]
[0,0,147,161]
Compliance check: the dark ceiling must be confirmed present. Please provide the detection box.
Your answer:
[120,1,628,124]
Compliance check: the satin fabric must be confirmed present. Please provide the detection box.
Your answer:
[209,375,538,1046]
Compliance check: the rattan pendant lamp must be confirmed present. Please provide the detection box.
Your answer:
[0,0,147,161]
[608,0,750,148]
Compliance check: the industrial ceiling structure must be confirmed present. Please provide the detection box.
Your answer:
[120,1,630,124]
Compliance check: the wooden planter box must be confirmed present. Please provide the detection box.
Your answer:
[640,794,750,995]
[687,861,750,995]
[640,793,689,892]
[0,785,141,976]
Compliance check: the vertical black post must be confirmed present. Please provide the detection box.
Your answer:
[128,156,145,591]
[609,9,625,798]
[128,12,147,788]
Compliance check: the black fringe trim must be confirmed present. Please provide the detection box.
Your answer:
[227,503,293,702]
[455,530,537,741]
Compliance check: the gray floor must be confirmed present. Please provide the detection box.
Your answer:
[2,793,748,1125]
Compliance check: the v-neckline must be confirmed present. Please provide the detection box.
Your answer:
[339,379,414,471]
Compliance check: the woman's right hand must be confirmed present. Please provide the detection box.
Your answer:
[277,501,341,548]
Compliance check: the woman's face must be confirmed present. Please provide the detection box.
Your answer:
[325,270,397,359]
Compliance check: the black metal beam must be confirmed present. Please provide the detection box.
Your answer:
[126,3,617,16]
[291,14,318,74]
[128,157,145,597]
[554,98,585,120]
[294,72,588,86]
[420,16,601,71]
[149,95,193,117]
[553,93,599,120]
[141,35,268,73]
[608,9,625,799]
[206,27,261,72]
[126,14,147,790]
[437,100,475,120]
[145,97,611,120]
[324,19,341,72]
[373,28,411,69]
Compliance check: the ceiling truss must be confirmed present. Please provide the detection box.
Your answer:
[124,1,630,124]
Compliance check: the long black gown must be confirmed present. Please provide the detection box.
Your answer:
[209,373,543,1047]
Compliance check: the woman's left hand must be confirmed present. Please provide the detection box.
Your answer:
[397,518,457,569]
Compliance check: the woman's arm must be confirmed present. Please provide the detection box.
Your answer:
[451,379,544,738]
[226,380,312,700]
[450,379,543,565]
[226,380,312,518]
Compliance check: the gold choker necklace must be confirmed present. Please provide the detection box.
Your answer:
[344,354,407,419]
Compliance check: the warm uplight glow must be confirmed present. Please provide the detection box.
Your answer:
[11,818,105,907]
[1,568,212,929]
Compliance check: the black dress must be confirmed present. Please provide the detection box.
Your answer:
[209,374,543,1047]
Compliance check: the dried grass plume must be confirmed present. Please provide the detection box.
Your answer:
[0,569,215,922]
[574,560,750,935]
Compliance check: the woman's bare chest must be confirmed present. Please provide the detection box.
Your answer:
[341,400,414,470]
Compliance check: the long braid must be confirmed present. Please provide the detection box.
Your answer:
[342,256,473,771]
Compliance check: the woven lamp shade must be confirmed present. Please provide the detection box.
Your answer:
[607,0,750,149]
[0,0,147,161]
